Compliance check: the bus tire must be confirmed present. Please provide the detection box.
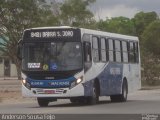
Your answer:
[120,80,128,102]
[70,98,78,104]
[37,98,49,107]
[110,80,128,102]
[87,81,99,105]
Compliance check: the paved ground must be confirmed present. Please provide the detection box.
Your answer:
[1,79,160,120]
[1,81,160,114]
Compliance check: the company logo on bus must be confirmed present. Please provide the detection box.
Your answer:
[45,77,55,80]
[110,68,121,75]
[49,81,70,86]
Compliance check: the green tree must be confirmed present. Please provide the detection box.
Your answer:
[132,11,158,37]
[97,17,136,35]
[141,20,160,85]
[0,0,59,79]
[59,0,96,28]
[142,20,160,55]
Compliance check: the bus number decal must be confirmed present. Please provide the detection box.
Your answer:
[62,31,73,37]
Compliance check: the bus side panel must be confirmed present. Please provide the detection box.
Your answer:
[124,64,141,93]
[83,79,95,97]
[83,62,123,97]
[98,62,123,96]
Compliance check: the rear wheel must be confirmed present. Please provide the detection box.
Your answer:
[37,98,49,107]
[110,80,128,102]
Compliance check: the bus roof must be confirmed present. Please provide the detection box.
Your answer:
[25,26,138,41]
[80,28,138,41]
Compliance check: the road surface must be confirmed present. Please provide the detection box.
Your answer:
[0,89,160,114]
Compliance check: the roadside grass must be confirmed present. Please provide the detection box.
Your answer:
[141,80,160,86]
[141,80,160,90]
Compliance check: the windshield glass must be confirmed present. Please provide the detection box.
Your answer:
[22,42,82,71]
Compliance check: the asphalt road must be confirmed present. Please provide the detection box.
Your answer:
[1,89,160,115]
[1,81,160,119]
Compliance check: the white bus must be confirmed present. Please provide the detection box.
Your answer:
[18,26,141,107]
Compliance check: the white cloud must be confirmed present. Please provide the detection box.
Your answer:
[90,0,160,20]
[93,4,139,20]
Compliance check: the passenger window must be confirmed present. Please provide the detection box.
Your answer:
[84,42,91,62]
[93,37,100,62]
[83,41,92,72]
[115,40,121,62]
[101,38,106,62]
[122,41,128,63]
[129,42,135,63]
[108,39,114,62]
[108,39,114,50]
[134,42,139,63]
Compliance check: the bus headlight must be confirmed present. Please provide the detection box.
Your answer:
[22,79,31,90]
[70,77,83,89]
[22,79,26,84]
[76,78,83,84]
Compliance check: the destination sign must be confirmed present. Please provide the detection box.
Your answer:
[30,30,74,38]
[23,28,81,42]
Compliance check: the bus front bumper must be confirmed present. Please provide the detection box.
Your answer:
[22,83,84,98]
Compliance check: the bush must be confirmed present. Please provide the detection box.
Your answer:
[141,52,160,86]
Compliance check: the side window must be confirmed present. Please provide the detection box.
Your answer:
[129,42,135,63]
[93,37,100,62]
[115,40,121,62]
[135,42,139,63]
[100,38,107,62]
[84,42,92,62]
[108,39,114,61]
[122,41,128,63]
[82,34,92,72]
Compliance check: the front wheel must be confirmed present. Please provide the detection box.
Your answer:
[87,82,99,105]
[37,98,49,107]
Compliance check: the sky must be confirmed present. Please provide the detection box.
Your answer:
[90,0,160,20]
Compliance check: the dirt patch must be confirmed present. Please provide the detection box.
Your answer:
[0,90,35,104]
[1,90,21,98]
[0,91,21,102]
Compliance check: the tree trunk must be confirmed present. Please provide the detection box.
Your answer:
[15,58,22,80]
[16,64,22,80]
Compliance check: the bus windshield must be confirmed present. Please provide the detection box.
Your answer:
[22,42,83,71]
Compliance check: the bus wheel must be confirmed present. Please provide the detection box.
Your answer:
[121,80,128,102]
[37,98,49,107]
[70,98,78,104]
[110,80,128,102]
[87,82,99,105]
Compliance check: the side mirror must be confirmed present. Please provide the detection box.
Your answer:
[17,39,22,60]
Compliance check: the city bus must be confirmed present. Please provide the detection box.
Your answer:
[18,26,141,107]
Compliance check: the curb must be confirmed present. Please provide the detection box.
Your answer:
[141,86,160,90]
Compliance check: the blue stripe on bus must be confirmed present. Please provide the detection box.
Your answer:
[99,62,123,96]
[84,62,123,96]
[27,77,76,88]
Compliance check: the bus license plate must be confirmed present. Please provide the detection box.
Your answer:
[44,90,55,94]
